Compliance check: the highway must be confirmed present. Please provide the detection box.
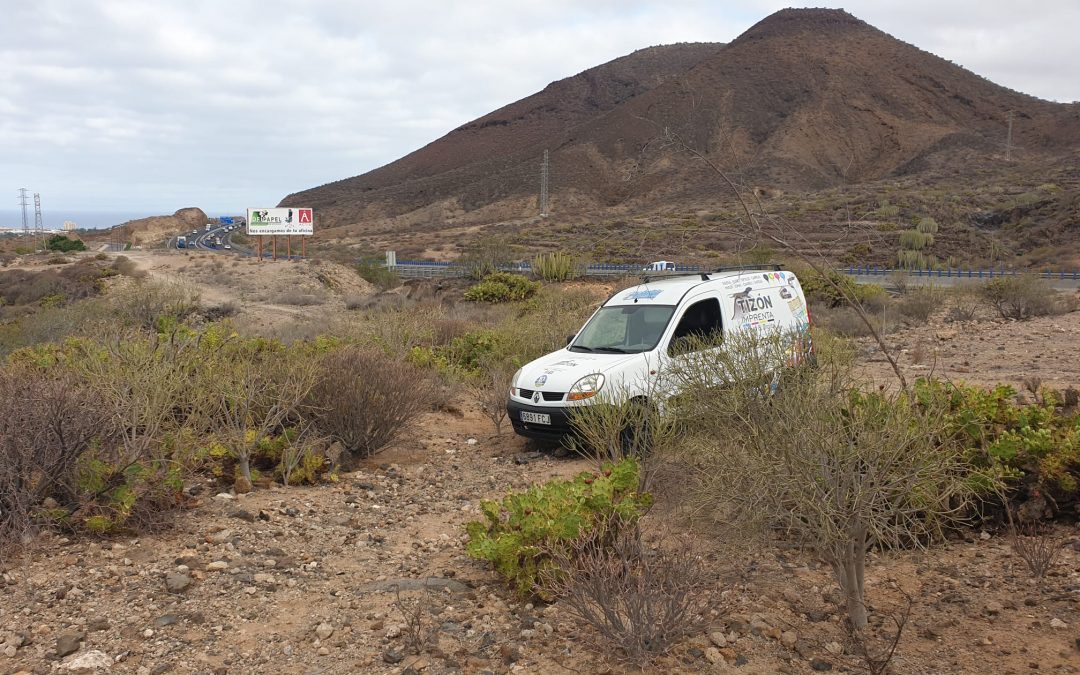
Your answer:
[168,221,240,252]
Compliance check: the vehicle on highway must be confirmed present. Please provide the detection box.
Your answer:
[507,266,812,442]
[177,236,187,249]
[223,244,232,250]
[642,260,677,272]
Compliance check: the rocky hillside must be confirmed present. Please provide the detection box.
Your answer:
[94,208,209,248]
[281,9,1080,231]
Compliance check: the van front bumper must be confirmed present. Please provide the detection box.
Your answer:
[506,399,576,441]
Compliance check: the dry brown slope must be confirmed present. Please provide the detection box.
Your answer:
[282,9,1080,231]
[279,43,723,221]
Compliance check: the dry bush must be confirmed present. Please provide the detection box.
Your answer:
[546,519,710,668]
[110,279,200,330]
[567,389,680,491]
[848,589,912,675]
[819,306,878,337]
[110,255,145,278]
[344,295,366,310]
[1010,522,1065,583]
[203,301,239,320]
[0,368,107,551]
[274,289,328,306]
[391,582,439,655]
[469,360,513,434]
[944,295,979,323]
[982,275,1073,320]
[671,330,982,629]
[77,331,199,466]
[307,346,437,467]
[897,287,940,324]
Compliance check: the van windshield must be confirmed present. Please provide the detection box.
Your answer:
[570,305,675,354]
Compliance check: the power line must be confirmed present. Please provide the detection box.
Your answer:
[540,149,549,217]
[33,193,46,248]
[1005,110,1014,161]
[18,188,30,236]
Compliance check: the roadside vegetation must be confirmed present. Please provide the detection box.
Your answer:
[1,253,1078,670]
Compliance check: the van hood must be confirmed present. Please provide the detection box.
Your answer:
[516,349,640,392]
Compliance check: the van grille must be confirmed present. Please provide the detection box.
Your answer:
[518,389,565,402]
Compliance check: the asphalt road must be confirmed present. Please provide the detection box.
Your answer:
[168,223,239,252]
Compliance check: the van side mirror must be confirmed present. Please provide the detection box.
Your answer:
[566,334,576,346]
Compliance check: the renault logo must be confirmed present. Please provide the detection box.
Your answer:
[532,391,541,404]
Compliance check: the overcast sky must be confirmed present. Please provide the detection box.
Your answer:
[2,0,1078,217]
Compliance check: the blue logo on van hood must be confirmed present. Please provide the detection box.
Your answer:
[622,289,663,301]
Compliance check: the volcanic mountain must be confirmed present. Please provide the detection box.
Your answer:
[281,8,1080,232]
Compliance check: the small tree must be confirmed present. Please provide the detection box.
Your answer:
[672,331,984,629]
[0,368,107,550]
[469,359,513,434]
[201,339,319,489]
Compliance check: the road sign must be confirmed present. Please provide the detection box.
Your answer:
[220,217,234,225]
[245,208,314,236]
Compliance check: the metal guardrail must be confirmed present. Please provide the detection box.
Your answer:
[840,266,1080,281]
[391,260,704,278]
[388,259,1080,281]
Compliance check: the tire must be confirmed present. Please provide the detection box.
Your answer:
[618,399,653,459]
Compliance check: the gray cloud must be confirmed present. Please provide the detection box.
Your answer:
[1,1,1076,214]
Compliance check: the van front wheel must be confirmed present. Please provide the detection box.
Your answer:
[618,399,653,459]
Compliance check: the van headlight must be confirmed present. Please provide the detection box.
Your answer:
[568,373,605,401]
[510,368,522,397]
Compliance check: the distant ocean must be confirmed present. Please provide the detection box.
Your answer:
[0,209,236,230]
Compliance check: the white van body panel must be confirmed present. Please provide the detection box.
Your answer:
[507,268,811,438]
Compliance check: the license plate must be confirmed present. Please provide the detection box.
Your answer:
[520,411,551,425]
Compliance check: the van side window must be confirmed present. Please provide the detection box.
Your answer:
[668,298,723,355]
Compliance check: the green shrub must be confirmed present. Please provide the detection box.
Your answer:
[46,235,87,252]
[899,230,933,250]
[464,272,539,303]
[913,379,1080,511]
[915,217,939,235]
[408,329,505,376]
[465,459,653,599]
[797,267,886,309]
[357,260,400,290]
[532,252,576,281]
[898,249,930,270]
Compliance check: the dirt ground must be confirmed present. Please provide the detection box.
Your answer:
[114,251,376,339]
[855,304,1080,394]
[1,255,1079,674]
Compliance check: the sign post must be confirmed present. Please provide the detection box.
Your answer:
[246,208,315,260]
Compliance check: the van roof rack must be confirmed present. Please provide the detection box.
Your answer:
[711,263,783,273]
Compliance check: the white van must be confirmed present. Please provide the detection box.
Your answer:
[507,266,812,441]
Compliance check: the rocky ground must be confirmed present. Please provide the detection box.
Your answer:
[2,399,1079,675]
[3,272,1080,674]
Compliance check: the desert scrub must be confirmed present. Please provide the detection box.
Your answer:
[981,275,1074,320]
[795,266,886,309]
[465,458,653,599]
[464,272,539,303]
[914,379,1080,512]
[532,251,577,281]
[356,259,400,290]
